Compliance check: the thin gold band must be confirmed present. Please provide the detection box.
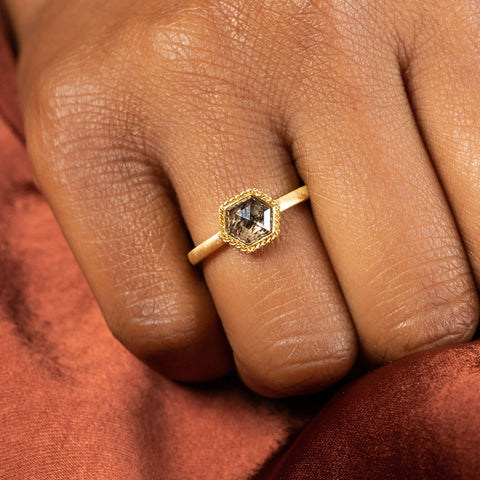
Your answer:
[188,185,309,265]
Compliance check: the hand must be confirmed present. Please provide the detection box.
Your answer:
[6,0,480,396]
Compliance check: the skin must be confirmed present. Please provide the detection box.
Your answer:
[3,0,480,397]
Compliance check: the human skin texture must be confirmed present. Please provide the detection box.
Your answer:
[3,0,480,397]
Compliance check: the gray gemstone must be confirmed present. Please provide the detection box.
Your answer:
[225,195,273,246]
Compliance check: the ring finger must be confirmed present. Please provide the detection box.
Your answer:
[157,99,357,397]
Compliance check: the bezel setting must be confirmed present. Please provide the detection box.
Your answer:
[219,188,280,253]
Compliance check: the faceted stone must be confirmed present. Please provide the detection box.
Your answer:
[225,195,273,246]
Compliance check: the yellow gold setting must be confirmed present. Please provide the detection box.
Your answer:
[218,188,280,253]
[187,185,309,266]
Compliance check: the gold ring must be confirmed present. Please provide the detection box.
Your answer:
[188,185,309,265]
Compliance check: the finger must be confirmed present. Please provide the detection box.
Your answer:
[287,35,478,363]
[398,1,480,287]
[160,106,357,397]
[24,90,233,381]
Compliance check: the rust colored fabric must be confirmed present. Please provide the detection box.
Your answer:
[263,341,480,479]
[2,14,480,480]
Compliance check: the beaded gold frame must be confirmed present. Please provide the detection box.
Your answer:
[218,188,280,253]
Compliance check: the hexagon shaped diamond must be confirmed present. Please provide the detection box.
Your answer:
[219,189,280,252]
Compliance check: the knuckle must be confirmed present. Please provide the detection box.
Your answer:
[24,64,138,193]
[23,61,81,189]
[236,328,355,397]
[370,266,478,361]
[120,5,237,116]
[24,63,74,155]
[25,59,97,143]
[279,0,396,118]
[25,53,98,125]
[138,6,222,77]
[293,0,387,50]
[131,2,277,108]
[110,294,200,358]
